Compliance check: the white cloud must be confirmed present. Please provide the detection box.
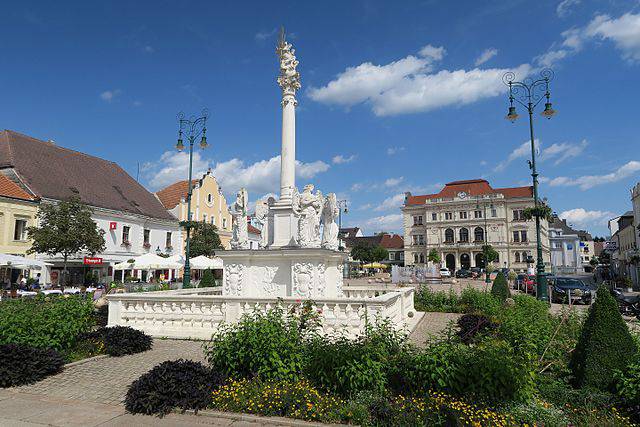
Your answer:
[332,154,356,164]
[143,45,155,53]
[351,183,364,192]
[255,28,277,41]
[543,160,640,190]
[558,208,616,227]
[358,203,373,211]
[474,48,498,66]
[364,214,403,232]
[556,0,580,18]
[384,177,404,188]
[387,146,405,155]
[494,140,537,172]
[145,153,329,196]
[495,139,587,171]
[374,193,405,212]
[308,43,529,116]
[584,13,640,62]
[100,89,121,102]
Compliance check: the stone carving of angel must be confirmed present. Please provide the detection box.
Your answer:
[254,199,269,249]
[297,184,323,248]
[231,188,249,250]
[321,193,339,251]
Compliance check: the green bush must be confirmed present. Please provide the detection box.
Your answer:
[414,287,461,312]
[0,344,65,387]
[456,313,497,344]
[204,306,308,382]
[0,295,94,351]
[459,287,502,317]
[570,286,637,390]
[199,269,215,287]
[125,359,221,416]
[490,271,510,302]
[615,361,640,421]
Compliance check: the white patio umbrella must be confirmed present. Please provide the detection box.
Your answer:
[0,254,52,270]
[130,253,182,270]
[189,255,223,270]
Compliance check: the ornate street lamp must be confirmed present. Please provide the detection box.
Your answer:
[176,109,209,288]
[503,69,556,301]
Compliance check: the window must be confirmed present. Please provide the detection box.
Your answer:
[143,229,150,245]
[459,227,469,242]
[459,211,467,219]
[522,251,530,263]
[474,227,484,242]
[207,193,213,203]
[444,228,454,243]
[513,231,527,242]
[431,212,437,221]
[389,252,395,261]
[474,210,483,219]
[413,215,423,226]
[515,252,521,263]
[513,230,520,242]
[13,219,27,241]
[521,231,528,242]
[222,218,227,229]
[414,253,420,263]
[211,216,216,226]
[165,232,172,248]
[122,226,130,244]
[399,252,404,260]
[419,253,425,263]
[445,212,453,220]
[491,208,497,218]
[412,234,425,245]
[513,209,525,221]
[202,213,207,222]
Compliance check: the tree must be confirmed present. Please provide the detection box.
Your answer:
[27,197,106,285]
[490,272,510,302]
[350,245,372,264]
[570,286,637,390]
[482,244,499,264]
[370,246,389,263]
[589,256,599,267]
[181,221,223,257]
[427,249,441,264]
[199,269,215,287]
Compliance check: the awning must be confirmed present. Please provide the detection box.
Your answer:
[112,253,182,270]
[189,255,223,270]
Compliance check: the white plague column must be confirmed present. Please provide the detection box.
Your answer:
[277,29,300,203]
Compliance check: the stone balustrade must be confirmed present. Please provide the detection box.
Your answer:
[107,286,420,340]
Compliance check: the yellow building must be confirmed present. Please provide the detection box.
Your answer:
[0,174,38,257]
[156,170,233,250]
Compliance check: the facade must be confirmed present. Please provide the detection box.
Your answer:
[344,232,405,267]
[248,223,261,250]
[611,211,639,287]
[0,130,181,285]
[632,183,640,252]
[402,179,550,271]
[548,215,593,274]
[156,170,233,250]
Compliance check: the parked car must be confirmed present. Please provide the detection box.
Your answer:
[500,268,511,276]
[526,275,537,293]
[439,268,451,278]
[469,267,482,278]
[552,277,592,304]
[455,269,472,278]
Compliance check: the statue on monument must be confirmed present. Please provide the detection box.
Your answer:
[321,193,340,251]
[254,199,270,249]
[276,28,301,95]
[296,184,323,248]
[231,188,249,250]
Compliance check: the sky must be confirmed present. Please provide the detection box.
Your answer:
[2,0,640,237]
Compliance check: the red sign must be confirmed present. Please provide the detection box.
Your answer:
[109,222,117,230]
[83,257,103,265]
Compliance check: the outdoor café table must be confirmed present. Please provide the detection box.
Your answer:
[63,288,81,294]
[17,290,37,297]
[41,289,63,296]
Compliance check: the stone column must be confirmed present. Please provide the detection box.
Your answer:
[280,94,296,202]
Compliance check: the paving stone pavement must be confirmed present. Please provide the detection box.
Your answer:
[12,339,205,405]
[408,312,462,347]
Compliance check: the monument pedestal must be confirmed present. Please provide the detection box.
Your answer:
[218,248,347,298]
[267,200,299,248]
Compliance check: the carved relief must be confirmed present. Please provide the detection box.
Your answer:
[315,263,326,296]
[262,266,278,295]
[293,262,314,298]
[224,263,245,296]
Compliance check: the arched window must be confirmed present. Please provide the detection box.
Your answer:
[515,252,521,263]
[474,227,484,242]
[419,253,425,264]
[207,193,213,203]
[522,251,529,263]
[445,228,454,243]
[459,228,469,242]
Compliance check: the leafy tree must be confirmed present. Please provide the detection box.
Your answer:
[350,245,372,264]
[490,272,510,302]
[199,269,215,287]
[522,203,554,222]
[482,244,499,264]
[589,256,599,267]
[27,197,105,285]
[427,249,441,264]
[570,286,637,390]
[370,246,389,263]
[181,221,223,257]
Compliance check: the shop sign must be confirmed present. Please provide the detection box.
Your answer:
[109,222,117,230]
[83,257,103,265]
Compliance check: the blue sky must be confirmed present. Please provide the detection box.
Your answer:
[2,0,640,237]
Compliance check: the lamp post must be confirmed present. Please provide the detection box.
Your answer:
[176,110,209,288]
[337,200,348,250]
[503,69,556,301]
[476,198,494,285]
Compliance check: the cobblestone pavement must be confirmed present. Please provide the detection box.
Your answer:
[408,312,462,347]
[13,339,205,405]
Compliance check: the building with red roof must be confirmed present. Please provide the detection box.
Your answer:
[403,179,550,272]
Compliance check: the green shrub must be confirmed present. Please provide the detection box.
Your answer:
[615,361,640,422]
[199,269,215,287]
[505,400,569,427]
[497,294,555,356]
[459,287,502,316]
[414,287,461,312]
[204,306,308,382]
[0,344,65,387]
[0,295,94,351]
[490,272,510,302]
[456,313,497,344]
[84,326,152,357]
[570,286,637,390]
[125,359,220,416]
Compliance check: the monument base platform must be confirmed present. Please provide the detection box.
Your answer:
[217,248,347,298]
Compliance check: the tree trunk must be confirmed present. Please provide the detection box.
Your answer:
[62,253,68,288]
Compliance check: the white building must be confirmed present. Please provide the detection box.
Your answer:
[548,215,594,274]
[0,130,181,285]
[402,179,550,271]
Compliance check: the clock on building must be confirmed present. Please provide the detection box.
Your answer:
[457,191,467,199]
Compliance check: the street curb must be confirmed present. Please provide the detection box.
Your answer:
[64,354,109,368]
[183,409,345,426]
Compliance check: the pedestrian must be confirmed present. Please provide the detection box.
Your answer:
[18,274,27,290]
[31,273,41,290]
